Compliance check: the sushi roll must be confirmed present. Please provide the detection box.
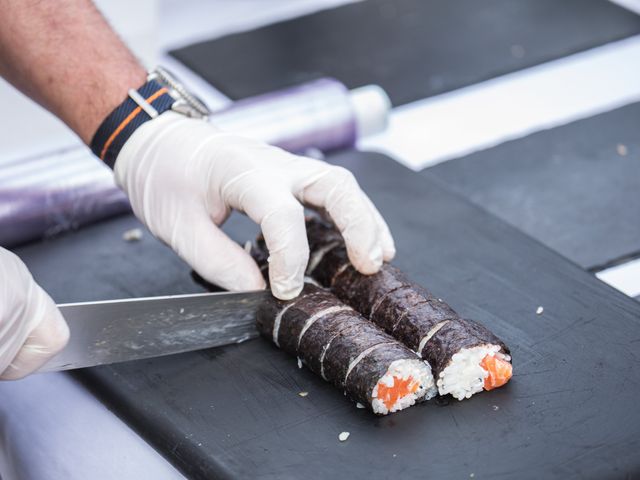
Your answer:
[257,283,437,414]
[253,217,513,401]
[420,318,511,399]
[304,217,512,400]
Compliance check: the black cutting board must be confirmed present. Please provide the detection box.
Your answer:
[14,151,640,479]
[425,101,640,272]
[171,0,640,105]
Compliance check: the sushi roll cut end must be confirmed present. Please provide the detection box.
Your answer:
[481,354,512,391]
[371,359,436,415]
[437,345,512,401]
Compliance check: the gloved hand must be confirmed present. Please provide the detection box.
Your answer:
[0,248,69,380]
[115,112,395,300]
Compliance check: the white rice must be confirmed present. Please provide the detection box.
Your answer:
[436,344,510,401]
[371,358,437,415]
[122,228,143,242]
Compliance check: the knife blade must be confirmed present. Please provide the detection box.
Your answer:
[40,290,270,372]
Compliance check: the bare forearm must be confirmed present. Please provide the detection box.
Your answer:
[0,0,146,144]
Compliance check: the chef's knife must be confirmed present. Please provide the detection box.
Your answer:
[39,290,270,372]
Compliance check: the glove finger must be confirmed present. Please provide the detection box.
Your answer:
[224,170,309,300]
[0,284,69,380]
[170,208,266,292]
[363,194,396,261]
[298,165,383,274]
[226,178,308,300]
[261,198,308,300]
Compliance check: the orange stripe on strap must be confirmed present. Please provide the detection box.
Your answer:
[100,87,169,160]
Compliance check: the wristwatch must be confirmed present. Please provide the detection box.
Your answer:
[90,67,210,168]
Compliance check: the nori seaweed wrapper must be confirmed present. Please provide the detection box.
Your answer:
[276,289,344,356]
[305,216,343,254]
[321,321,394,388]
[297,310,357,375]
[347,343,422,406]
[255,294,281,339]
[250,240,270,279]
[256,284,323,335]
[463,318,510,357]
[309,243,351,287]
[332,264,411,317]
[369,286,432,333]
[391,299,459,351]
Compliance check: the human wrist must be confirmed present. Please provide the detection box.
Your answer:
[89,67,209,168]
[75,66,147,145]
[75,65,145,145]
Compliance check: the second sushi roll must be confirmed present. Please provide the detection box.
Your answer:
[303,217,513,400]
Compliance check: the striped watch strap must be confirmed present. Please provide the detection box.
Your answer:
[90,79,175,168]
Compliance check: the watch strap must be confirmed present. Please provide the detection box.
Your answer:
[90,79,175,168]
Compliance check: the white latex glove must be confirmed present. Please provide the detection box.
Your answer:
[115,112,395,300]
[0,248,69,380]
